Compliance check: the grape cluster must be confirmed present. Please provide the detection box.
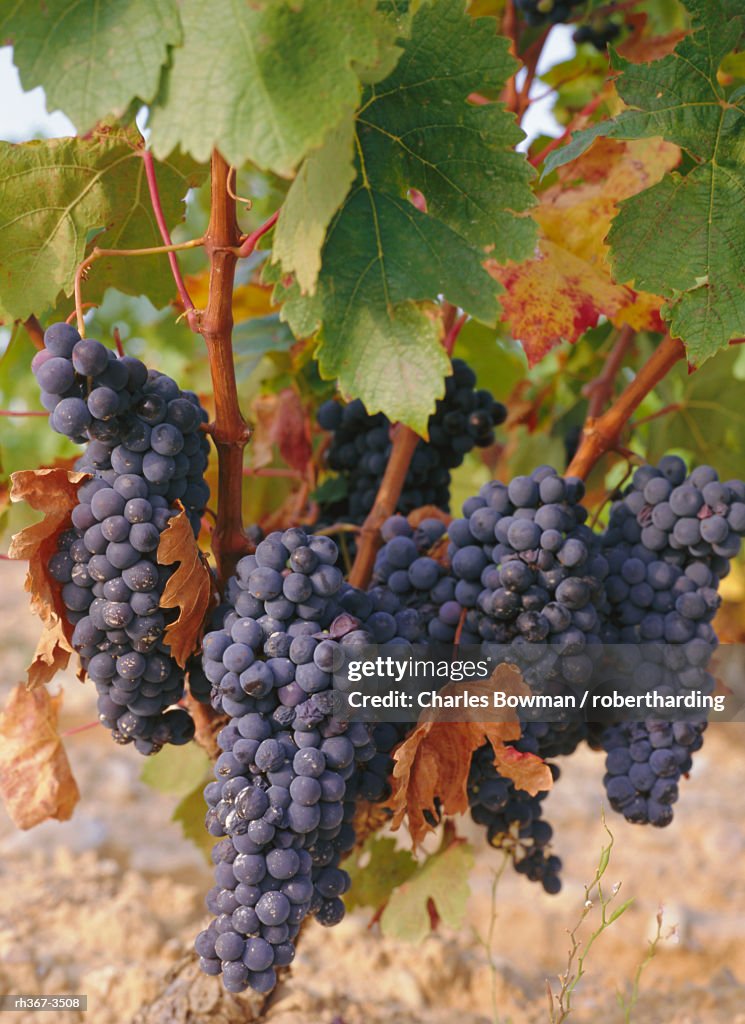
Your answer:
[515,0,583,27]
[468,745,561,893]
[317,359,506,522]
[370,515,454,642]
[37,321,210,753]
[197,528,422,994]
[573,21,621,50]
[596,457,745,826]
[368,506,588,890]
[446,466,608,698]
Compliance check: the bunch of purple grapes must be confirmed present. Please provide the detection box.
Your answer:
[196,527,423,994]
[366,505,589,897]
[515,0,584,27]
[468,746,561,893]
[35,321,210,753]
[596,457,745,826]
[316,359,506,522]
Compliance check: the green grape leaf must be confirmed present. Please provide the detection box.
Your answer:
[273,117,357,295]
[172,784,214,862]
[149,0,399,177]
[140,742,211,798]
[380,840,474,943]
[262,259,323,340]
[0,0,181,131]
[544,0,745,363]
[278,0,535,434]
[642,347,745,481]
[345,836,418,913]
[0,128,206,320]
[309,475,349,505]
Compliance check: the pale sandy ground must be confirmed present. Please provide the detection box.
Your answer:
[1,559,744,1024]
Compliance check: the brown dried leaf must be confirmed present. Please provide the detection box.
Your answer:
[8,468,89,689]
[27,620,76,690]
[406,506,452,529]
[406,507,452,565]
[157,505,214,667]
[389,664,552,845]
[494,742,553,796]
[0,683,79,829]
[8,468,88,626]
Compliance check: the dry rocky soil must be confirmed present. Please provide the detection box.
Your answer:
[1,561,744,1024]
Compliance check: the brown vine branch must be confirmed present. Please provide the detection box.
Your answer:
[348,424,420,589]
[501,0,520,115]
[348,301,463,588]
[630,402,682,429]
[567,334,684,480]
[73,238,204,336]
[22,315,45,351]
[583,325,635,419]
[202,151,252,584]
[314,522,362,537]
[516,26,552,120]
[142,150,200,332]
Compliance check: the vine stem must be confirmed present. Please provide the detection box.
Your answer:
[567,334,684,480]
[142,150,200,332]
[0,409,47,417]
[583,325,635,419]
[501,0,520,115]
[23,316,45,351]
[348,425,420,589]
[444,312,467,355]
[73,238,204,336]
[516,26,552,119]
[348,303,464,588]
[202,151,252,585]
[243,466,303,479]
[235,208,280,259]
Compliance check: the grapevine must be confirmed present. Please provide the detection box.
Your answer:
[1,0,744,1018]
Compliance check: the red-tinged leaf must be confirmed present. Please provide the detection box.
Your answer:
[157,506,215,668]
[0,683,79,829]
[7,468,89,626]
[388,664,551,845]
[250,388,312,473]
[250,393,282,469]
[493,138,680,364]
[490,239,625,366]
[275,388,312,473]
[494,742,553,795]
[617,14,688,64]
